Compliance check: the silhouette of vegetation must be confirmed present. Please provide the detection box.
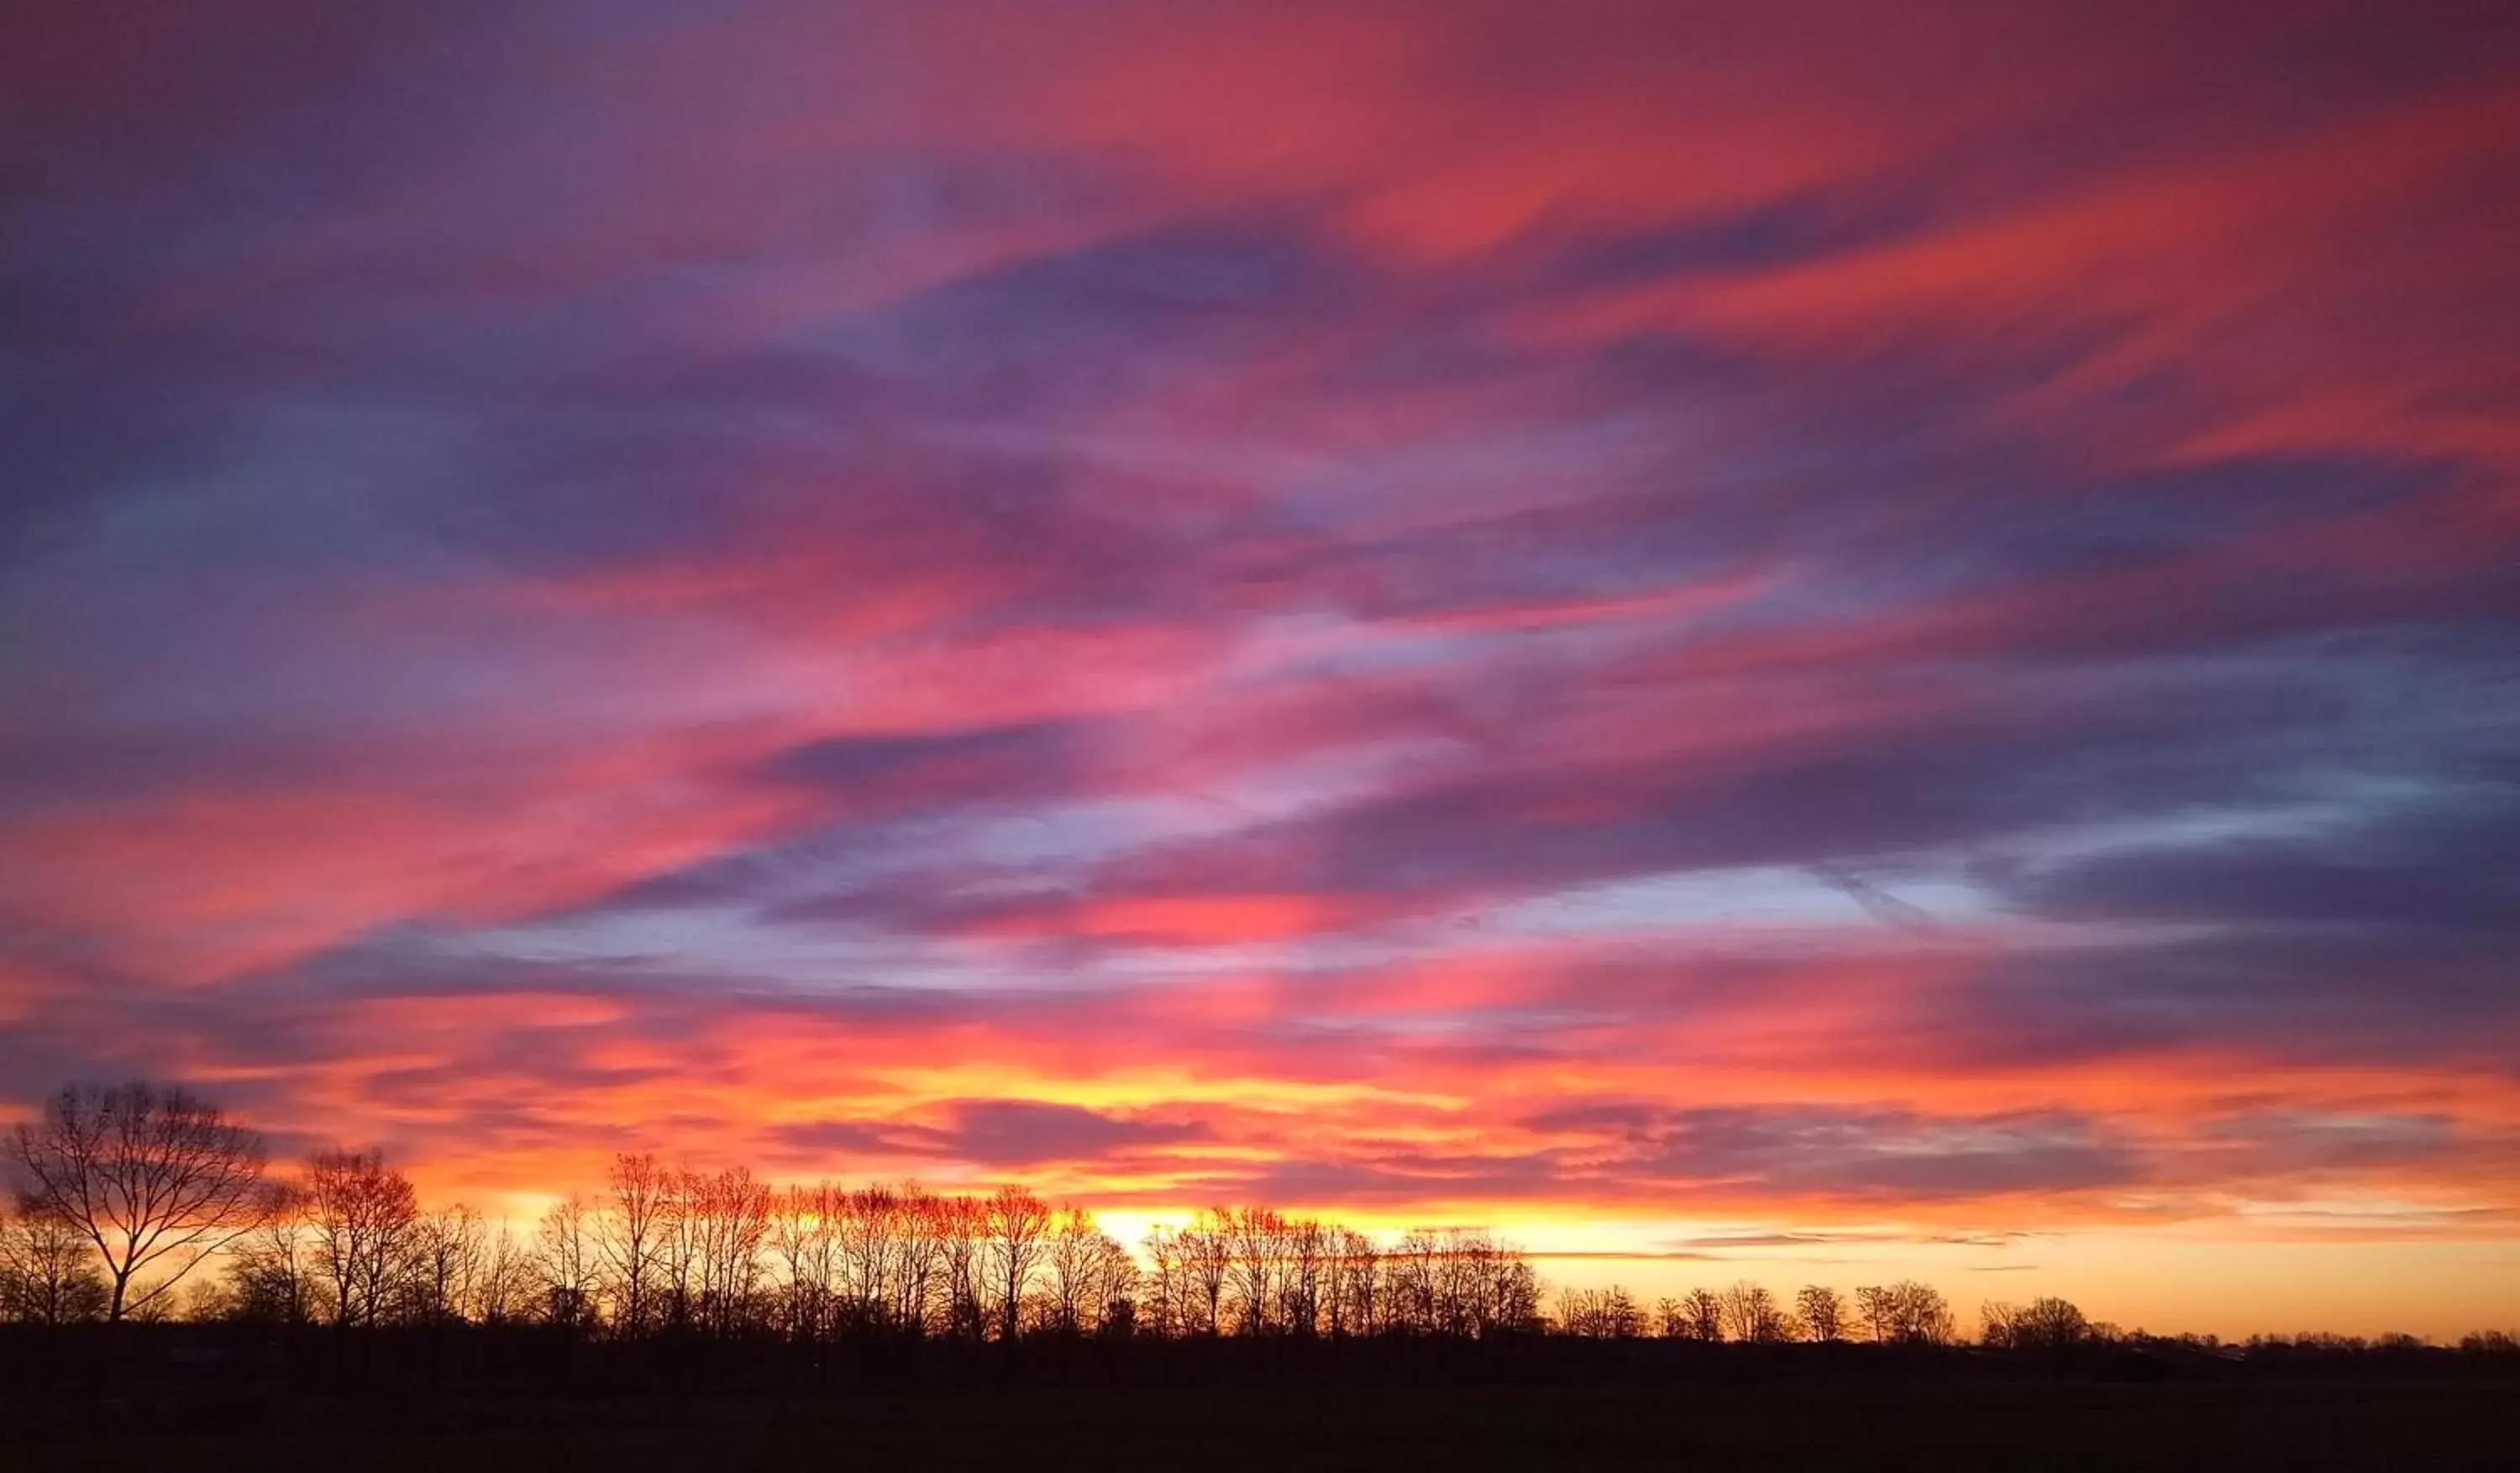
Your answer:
[8,1081,270,1322]
[1983,1294,2093,1351]
[1796,1283,1846,1342]
[0,1203,109,1325]
[6,1080,2517,1469]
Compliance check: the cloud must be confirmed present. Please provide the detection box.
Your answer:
[1528,1104,2145,1202]
[929,1100,1215,1166]
[762,1100,1215,1171]
[2001,796,2520,936]
[1667,1230,2038,1250]
[0,0,2516,1269]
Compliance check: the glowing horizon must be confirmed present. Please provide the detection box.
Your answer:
[4,2,2517,1342]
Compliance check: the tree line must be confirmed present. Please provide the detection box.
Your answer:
[8,1081,2516,1358]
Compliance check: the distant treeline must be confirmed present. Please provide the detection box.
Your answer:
[8,1081,2516,1360]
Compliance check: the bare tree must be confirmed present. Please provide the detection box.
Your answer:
[934,1192,987,1341]
[1490,1250,1545,1335]
[1090,1231,1138,1335]
[2019,1295,2089,1350]
[1857,1280,1955,1345]
[1459,1229,1541,1335]
[405,1204,483,1324]
[1719,1280,1790,1343]
[1557,1286,1643,1339]
[1892,1280,1956,1345]
[1797,1284,1846,1342]
[474,1221,535,1325]
[1179,1211,1231,1336]
[1044,1205,1104,1334]
[306,1148,419,1327]
[982,1184,1049,1341]
[1223,1204,1289,1335]
[1327,1226,1378,1336]
[1379,1226,1537,1337]
[891,1183,943,1334]
[658,1168,701,1330]
[1855,1284,1893,1342]
[689,1166,770,1334]
[834,1183,897,1331]
[1384,1229,1436,1333]
[536,1194,601,1329]
[1654,1296,1686,1339]
[0,1201,111,1324]
[1677,1287,1725,1341]
[1985,1294,2087,1351]
[1138,1224,1184,1338]
[225,1183,317,1326]
[8,1081,270,1321]
[769,1182,834,1340]
[1049,1209,1135,1335]
[1283,1216,1327,1336]
[601,1153,671,1336]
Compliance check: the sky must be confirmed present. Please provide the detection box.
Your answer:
[4,2,2517,1339]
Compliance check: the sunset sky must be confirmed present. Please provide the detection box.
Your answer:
[5,3,2518,1339]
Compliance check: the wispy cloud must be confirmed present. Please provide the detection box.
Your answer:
[1,4,2515,1325]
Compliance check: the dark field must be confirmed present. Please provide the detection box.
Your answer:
[11,1377,2516,1472]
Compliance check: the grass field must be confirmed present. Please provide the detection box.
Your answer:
[11,1377,2514,1471]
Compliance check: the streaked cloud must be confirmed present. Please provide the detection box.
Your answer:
[3,0,2517,1332]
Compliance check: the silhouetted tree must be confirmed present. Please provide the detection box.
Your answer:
[1472,1232,1542,1335]
[1983,1294,2088,1351]
[8,1081,270,1322]
[536,1195,601,1329]
[306,1148,419,1327]
[1894,1280,1956,1345]
[404,1204,482,1324]
[1382,1227,1539,1337]
[474,1220,536,1325]
[225,1183,317,1326]
[1223,1204,1289,1334]
[1044,1206,1101,1334]
[827,1180,942,1334]
[1557,1285,1643,1339]
[983,1184,1050,1341]
[1857,1280,1956,1345]
[1283,1215,1327,1335]
[1797,1284,1846,1342]
[601,1153,671,1335]
[935,1192,988,1341]
[688,1166,770,1334]
[1674,1287,1725,1341]
[1092,1230,1140,1335]
[0,1200,110,1324]
[891,1183,945,1334]
[5,1101,2247,1376]
[1856,1283,1893,1342]
[1653,1296,1685,1338]
[769,1181,834,1340]
[1179,1212,1231,1335]
[1327,1226,1379,1336]
[657,1168,701,1329]
[1720,1280,1791,1343]
[1138,1224,1185,1337]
